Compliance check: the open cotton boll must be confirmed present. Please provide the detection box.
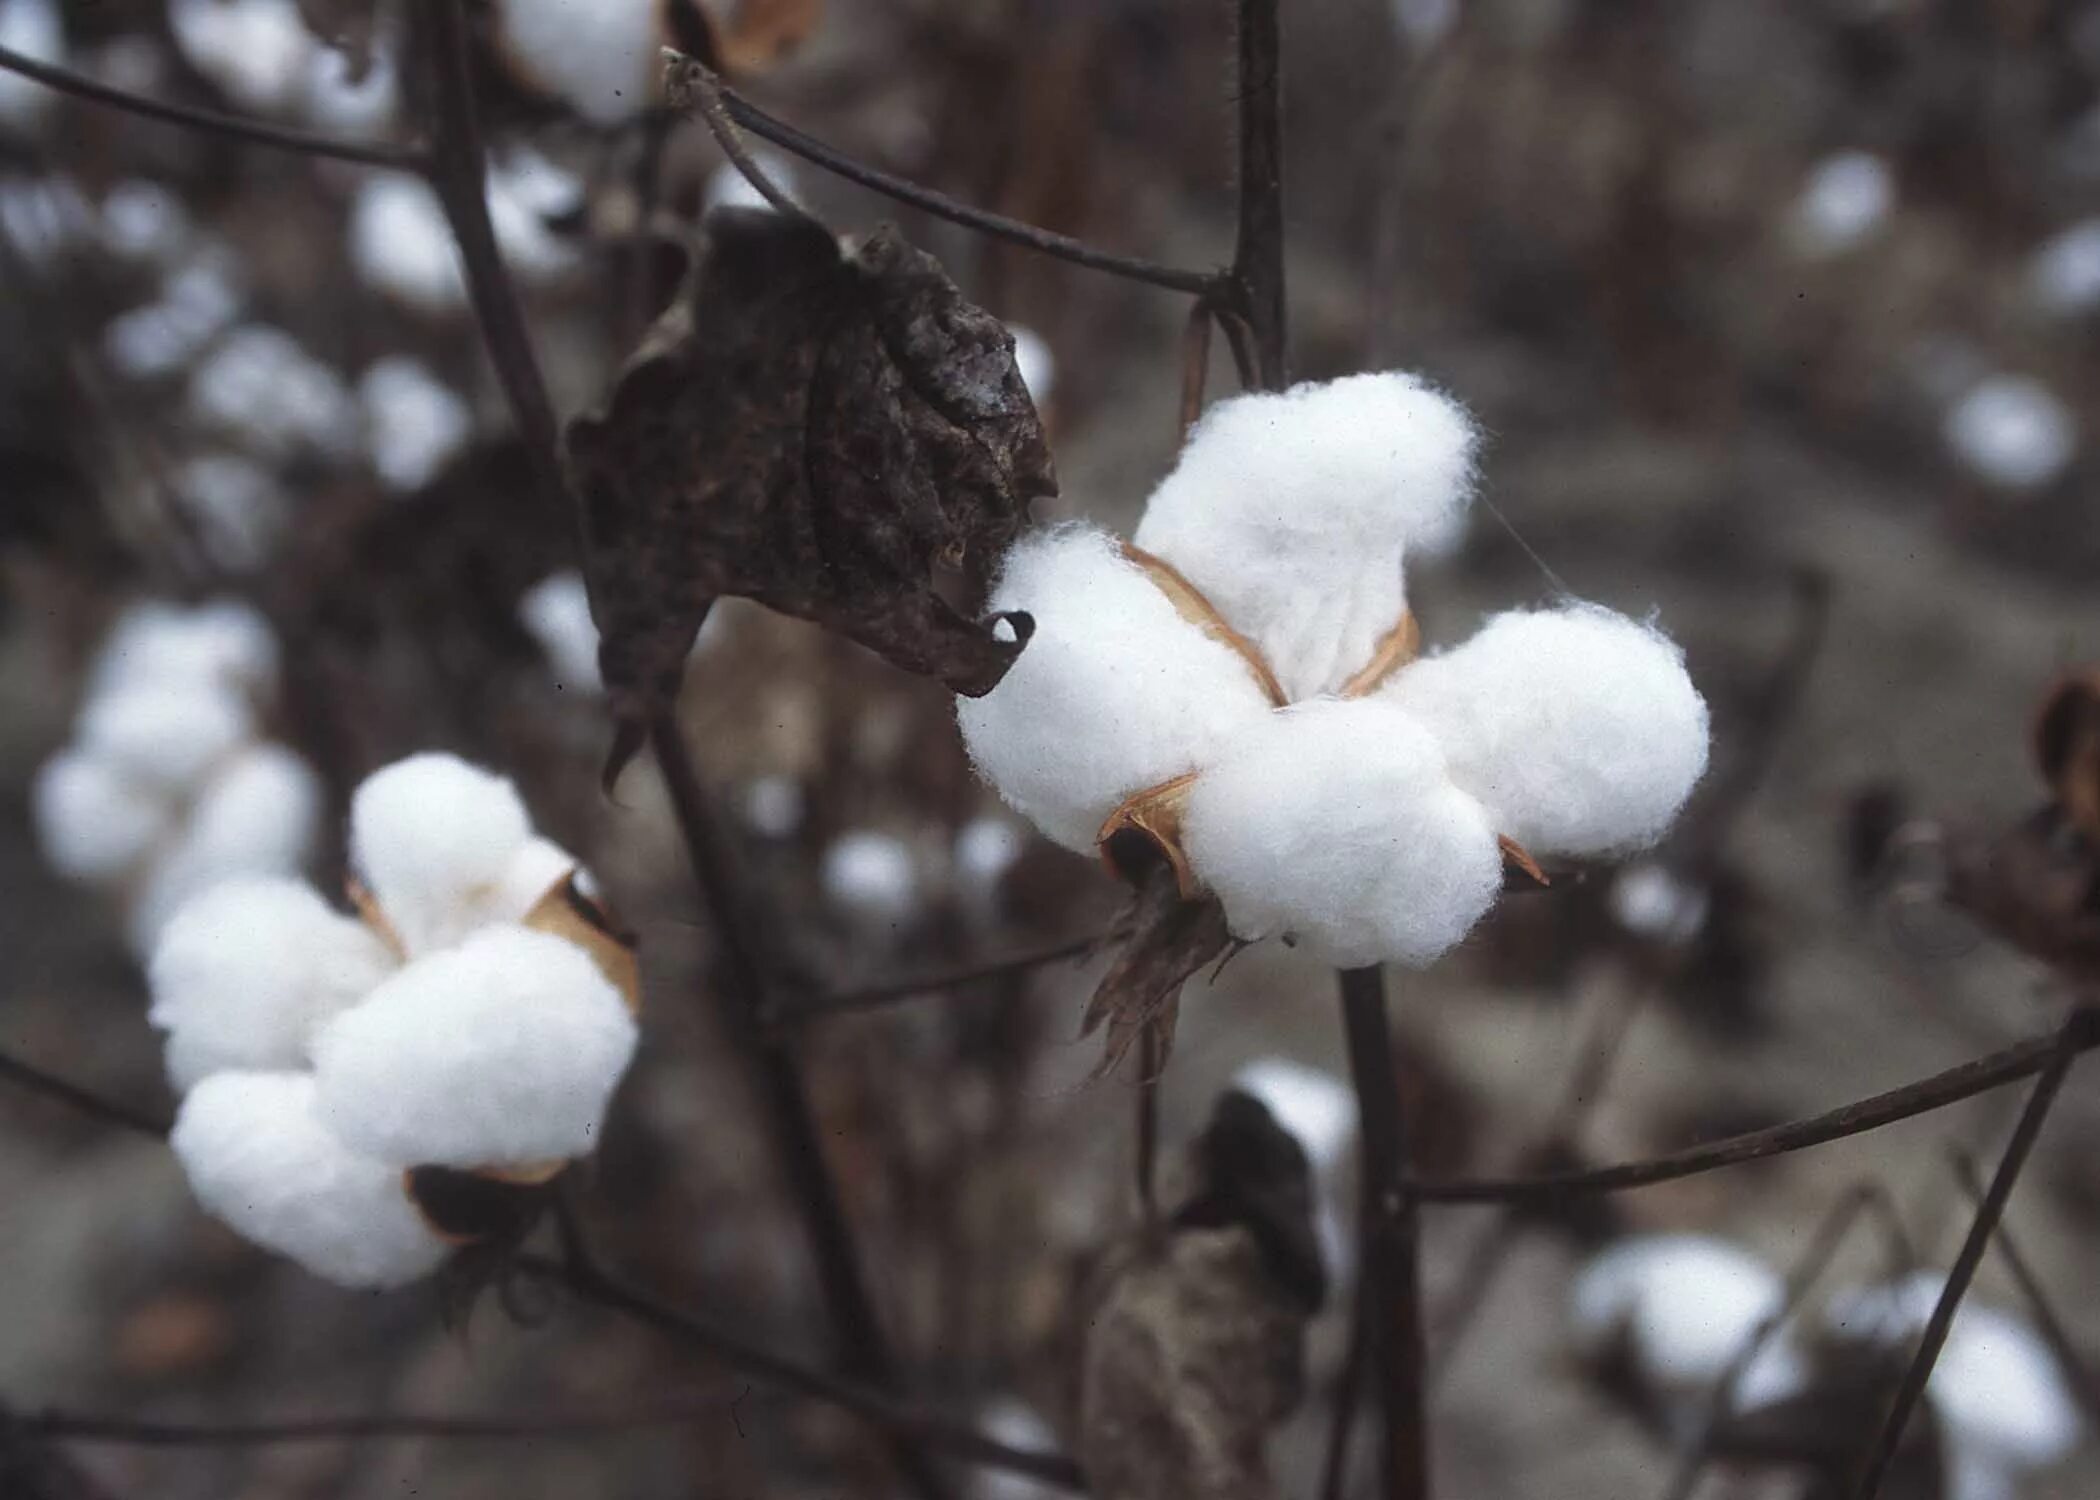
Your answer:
[1826,1274,2081,1471]
[88,598,277,703]
[131,744,323,954]
[1132,372,1478,701]
[1787,151,1894,258]
[518,572,602,695]
[958,525,1278,852]
[169,0,317,115]
[348,753,537,955]
[189,325,356,458]
[1571,1236,1806,1406]
[1944,374,2078,492]
[32,750,172,882]
[1181,697,1503,969]
[350,173,464,312]
[315,926,637,1168]
[1382,605,1708,857]
[77,682,252,795]
[823,831,922,929]
[359,356,471,493]
[150,877,396,1093]
[492,0,661,125]
[0,0,62,131]
[172,1070,449,1288]
[490,836,579,924]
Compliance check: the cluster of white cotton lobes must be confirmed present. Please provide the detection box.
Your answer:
[1569,1235,1808,1415]
[32,601,319,954]
[958,372,1709,968]
[155,753,641,1288]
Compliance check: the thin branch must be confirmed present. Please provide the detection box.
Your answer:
[1411,1011,2100,1203]
[1847,1012,2086,1500]
[27,1402,733,1446]
[765,926,1125,1032]
[0,41,426,171]
[523,1252,1085,1490]
[1340,965,1430,1500]
[1946,1147,2100,1421]
[1230,0,1289,387]
[1179,298,1216,438]
[0,1050,171,1140]
[715,84,1219,296]
[662,53,812,220]
[1318,1301,1369,1500]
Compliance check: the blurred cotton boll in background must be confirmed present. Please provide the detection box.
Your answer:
[822,830,924,934]
[168,0,316,115]
[1944,374,2078,492]
[1787,151,1894,257]
[492,0,664,125]
[2027,218,2100,318]
[188,325,356,460]
[359,357,472,493]
[518,571,603,695]
[704,150,801,215]
[0,0,63,133]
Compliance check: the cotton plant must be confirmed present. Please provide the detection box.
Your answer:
[958,372,1710,970]
[349,157,579,315]
[1823,1272,2083,1500]
[31,600,320,955]
[154,753,642,1289]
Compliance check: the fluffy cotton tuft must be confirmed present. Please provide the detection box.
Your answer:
[350,173,463,312]
[130,745,323,952]
[1571,1236,1807,1407]
[314,926,637,1168]
[954,816,1026,888]
[1608,860,1710,945]
[492,0,661,124]
[823,831,922,928]
[168,0,316,115]
[171,1070,448,1288]
[149,877,395,1093]
[1381,605,1708,857]
[348,753,538,954]
[957,525,1277,851]
[1132,373,1479,700]
[359,356,471,492]
[31,749,172,881]
[1182,697,1503,968]
[1232,1057,1356,1176]
[517,571,602,695]
[1825,1274,2082,1470]
[88,599,277,704]
[1788,151,1894,257]
[77,682,251,794]
[1944,375,2078,492]
[188,325,355,458]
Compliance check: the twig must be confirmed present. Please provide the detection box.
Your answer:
[0,1050,171,1140]
[1945,1147,2100,1421]
[27,1402,733,1446]
[0,41,426,171]
[1179,299,1216,438]
[1846,1010,2086,1500]
[762,927,1125,1033]
[1340,966,1430,1500]
[1411,1011,2100,1203]
[1318,1299,1369,1500]
[661,52,811,220]
[716,84,1219,295]
[1230,0,1289,388]
[649,715,952,1500]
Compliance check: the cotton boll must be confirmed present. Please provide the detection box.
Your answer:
[300,42,395,134]
[172,1070,449,1288]
[350,173,464,312]
[104,255,245,379]
[0,0,62,132]
[823,831,922,930]
[1232,1058,1355,1176]
[0,176,86,266]
[1788,151,1894,257]
[169,0,317,115]
[189,325,356,459]
[88,599,277,703]
[492,0,662,125]
[704,150,800,215]
[131,744,323,952]
[1945,375,2077,492]
[489,836,578,924]
[1182,697,1503,968]
[1008,325,1055,408]
[149,877,396,1093]
[359,357,471,493]
[1608,860,1709,946]
[1133,373,1480,700]
[517,571,601,695]
[314,926,638,1168]
[2028,219,2100,317]
[32,750,172,882]
[1571,1236,1805,1405]
[957,525,1278,852]
[486,148,582,282]
[1382,605,1708,857]
[100,180,191,264]
[77,683,252,795]
[954,816,1025,888]
[348,753,539,954]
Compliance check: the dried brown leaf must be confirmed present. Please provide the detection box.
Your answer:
[2036,669,2100,842]
[1079,865,1232,1081]
[568,209,1053,773]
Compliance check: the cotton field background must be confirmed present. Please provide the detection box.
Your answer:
[3,3,2099,1499]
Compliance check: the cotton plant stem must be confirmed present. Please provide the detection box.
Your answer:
[0,1049,171,1139]
[1846,1012,2085,1500]
[1231,0,1289,388]
[763,926,1125,1032]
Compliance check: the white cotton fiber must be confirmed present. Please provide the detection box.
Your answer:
[1180,697,1503,969]
[957,525,1278,852]
[359,356,471,492]
[31,750,171,882]
[485,148,581,282]
[299,40,396,134]
[101,180,191,264]
[1381,605,1708,857]
[0,0,62,132]
[490,835,578,923]
[77,682,251,795]
[149,876,396,1093]
[347,753,537,955]
[1232,1057,1356,1176]
[103,255,244,379]
[1009,324,1055,408]
[88,599,277,703]
[188,325,355,458]
[1826,1273,2082,1470]
[954,816,1025,887]
[172,1070,448,1288]
[2029,218,2100,317]
[1132,373,1479,700]
[129,744,323,952]
[314,926,638,1168]
[492,0,661,125]
[973,1399,1065,1500]
[822,831,921,928]
[1571,1235,1805,1405]
[1788,151,1894,258]
[1944,374,2078,492]
[517,571,602,695]
[168,0,316,115]
[350,173,464,313]
[1607,860,1709,946]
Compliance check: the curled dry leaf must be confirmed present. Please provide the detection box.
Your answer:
[1079,862,1234,1082]
[2035,669,2100,842]
[1079,1091,1316,1500]
[568,208,1054,777]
